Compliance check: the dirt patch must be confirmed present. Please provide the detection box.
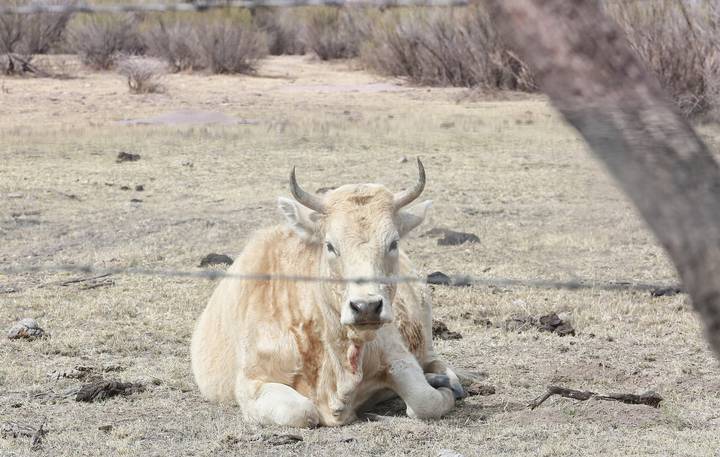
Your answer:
[504,313,575,336]
[432,319,462,340]
[75,380,145,402]
[465,383,496,397]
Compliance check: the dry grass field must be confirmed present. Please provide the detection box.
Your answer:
[2,55,720,456]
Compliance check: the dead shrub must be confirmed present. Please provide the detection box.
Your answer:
[196,20,268,74]
[361,6,534,90]
[66,14,143,69]
[252,8,305,56]
[301,7,374,60]
[607,0,720,119]
[143,19,202,72]
[0,1,74,55]
[116,55,166,94]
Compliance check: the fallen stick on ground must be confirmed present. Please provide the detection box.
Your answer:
[529,385,663,410]
[30,419,46,451]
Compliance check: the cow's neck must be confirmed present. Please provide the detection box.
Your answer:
[316,280,374,389]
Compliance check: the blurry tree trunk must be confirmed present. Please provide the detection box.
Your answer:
[488,0,720,356]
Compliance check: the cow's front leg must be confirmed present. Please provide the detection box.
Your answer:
[235,377,320,428]
[388,357,455,419]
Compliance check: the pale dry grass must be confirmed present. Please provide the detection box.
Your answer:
[1,56,720,456]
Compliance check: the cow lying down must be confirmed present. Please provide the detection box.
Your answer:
[191,159,464,427]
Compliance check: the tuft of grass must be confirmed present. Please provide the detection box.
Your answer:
[66,14,143,70]
[606,0,720,119]
[252,7,305,56]
[360,6,534,90]
[196,20,268,74]
[0,0,74,55]
[300,7,374,60]
[142,19,202,72]
[116,55,167,94]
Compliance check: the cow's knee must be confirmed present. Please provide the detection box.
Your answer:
[238,381,320,428]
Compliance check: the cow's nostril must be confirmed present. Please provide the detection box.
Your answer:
[369,299,383,315]
[349,301,361,314]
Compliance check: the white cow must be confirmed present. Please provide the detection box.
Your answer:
[191,159,464,427]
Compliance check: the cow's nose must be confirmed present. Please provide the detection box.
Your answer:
[349,297,383,321]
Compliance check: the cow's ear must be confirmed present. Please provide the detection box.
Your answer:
[397,200,432,237]
[278,197,323,242]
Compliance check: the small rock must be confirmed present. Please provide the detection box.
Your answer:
[130,198,143,203]
[422,227,480,246]
[432,319,462,340]
[650,286,682,297]
[465,383,496,396]
[199,253,234,267]
[116,151,140,163]
[135,185,144,192]
[98,425,113,433]
[427,271,451,286]
[398,156,408,163]
[7,318,46,340]
[438,230,480,246]
[426,271,472,287]
[119,186,131,191]
[0,285,17,294]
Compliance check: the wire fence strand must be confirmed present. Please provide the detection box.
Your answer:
[0,0,470,15]
[0,264,681,293]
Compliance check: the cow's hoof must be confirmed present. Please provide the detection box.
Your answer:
[425,373,465,399]
[449,380,465,400]
[425,373,451,389]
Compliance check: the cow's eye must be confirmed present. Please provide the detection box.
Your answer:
[388,240,399,252]
[325,241,338,256]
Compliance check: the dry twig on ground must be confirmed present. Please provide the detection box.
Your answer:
[529,385,663,410]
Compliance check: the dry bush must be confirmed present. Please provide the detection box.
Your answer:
[252,8,305,56]
[196,20,268,74]
[116,55,166,94]
[0,0,74,55]
[143,19,202,72]
[66,14,143,69]
[607,0,720,119]
[361,6,534,90]
[301,7,374,60]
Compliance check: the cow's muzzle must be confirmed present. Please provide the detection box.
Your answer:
[341,295,391,326]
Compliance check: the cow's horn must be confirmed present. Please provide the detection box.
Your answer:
[290,167,326,214]
[393,158,426,210]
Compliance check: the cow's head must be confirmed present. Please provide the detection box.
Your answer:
[278,159,431,337]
